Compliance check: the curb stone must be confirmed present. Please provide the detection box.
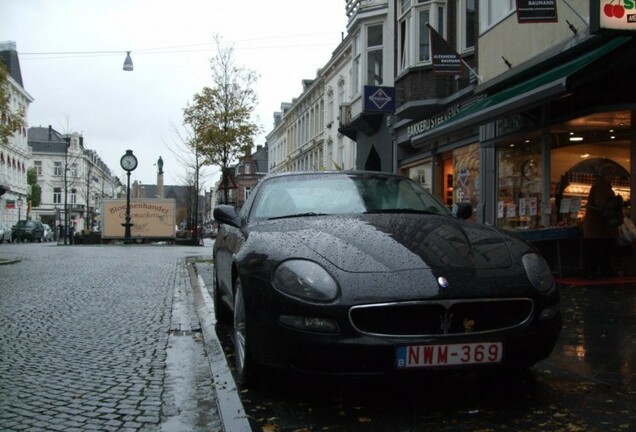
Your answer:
[189,263,252,432]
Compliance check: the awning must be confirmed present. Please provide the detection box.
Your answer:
[411,36,631,146]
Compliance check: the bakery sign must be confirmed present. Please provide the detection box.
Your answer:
[592,0,636,31]
[407,105,460,138]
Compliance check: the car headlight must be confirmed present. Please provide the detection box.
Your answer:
[273,260,339,302]
[522,253,555,293]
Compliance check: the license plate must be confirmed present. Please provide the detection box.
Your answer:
[396,342,503,368]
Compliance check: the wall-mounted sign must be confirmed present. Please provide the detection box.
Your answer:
[363,86,395,112]
[407,105,460,138]
[516,0,558,23]
[428,25,463,75]
[591,0,636,31]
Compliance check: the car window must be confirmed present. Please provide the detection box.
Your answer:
[249,174,449,221]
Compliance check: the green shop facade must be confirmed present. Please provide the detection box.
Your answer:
[394,35,635,277]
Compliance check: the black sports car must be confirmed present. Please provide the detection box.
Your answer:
[212,171,561,384]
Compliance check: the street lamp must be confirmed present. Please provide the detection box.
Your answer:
[17,197,23,220]
[120,150,138,244]
[48,126,71,245]
[123,51,133,71]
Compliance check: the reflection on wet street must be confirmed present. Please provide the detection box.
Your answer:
[216,283,636,432]
[546,284,636,393]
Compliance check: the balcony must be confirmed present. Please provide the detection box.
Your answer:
[346,0,388,19]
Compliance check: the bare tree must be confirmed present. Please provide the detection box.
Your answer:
[182,35,261,204]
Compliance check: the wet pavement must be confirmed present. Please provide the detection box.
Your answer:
[193,262,636,431]
[546,282,636,394]
[1,243,634,431]
[0,242,222,432]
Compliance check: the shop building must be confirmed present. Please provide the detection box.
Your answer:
[0,41,33,229]
[395,2,634,275]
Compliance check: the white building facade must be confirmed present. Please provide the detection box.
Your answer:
[0,41,33,229]
[28,126,117,233]
[266,0,393,174]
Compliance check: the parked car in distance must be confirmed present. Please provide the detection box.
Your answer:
[213,171,562,385]
[0,223,12,243]
[11,220,45,242]
[42,224,54,242]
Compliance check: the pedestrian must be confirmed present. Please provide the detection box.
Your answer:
[582,164,620,279]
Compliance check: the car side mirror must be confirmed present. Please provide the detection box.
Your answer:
[213,205,243,229]
[452,202,473,220]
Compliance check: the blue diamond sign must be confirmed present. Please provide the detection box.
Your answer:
[364,86,395,113]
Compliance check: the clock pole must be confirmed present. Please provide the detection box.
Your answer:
[120,150,138,244]
[124,169,132,243]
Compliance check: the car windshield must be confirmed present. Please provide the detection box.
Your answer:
[249,173,449,221]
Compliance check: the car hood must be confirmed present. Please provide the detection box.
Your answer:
[258,214,518,273]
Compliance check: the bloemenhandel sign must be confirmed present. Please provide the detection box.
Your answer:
[102,198,176,239]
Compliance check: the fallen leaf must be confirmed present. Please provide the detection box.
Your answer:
[358,417,372,423]
[262,424,278,432]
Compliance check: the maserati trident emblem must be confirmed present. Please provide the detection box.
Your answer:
[440,311,453,334]
[437,277,449,288]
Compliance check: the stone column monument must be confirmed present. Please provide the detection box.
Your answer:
[157,156,164,199]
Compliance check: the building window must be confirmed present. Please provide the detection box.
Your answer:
[366,24,383,86]
[244,186,251,201]
[70,163,78,178]
[245,163,251,174]
[71,188,77,205]
[458,0,476,52]
[352,32,361,96]
[54,161,63,176]
[53,187,62,204]
[399,13,411,71]
[496,139,542,230]
[479,0,515,33]
[34,160,42,176]
[398,1,446,71]
[327,90,334,124]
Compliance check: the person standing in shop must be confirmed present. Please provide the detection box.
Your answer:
[582,164,619,279]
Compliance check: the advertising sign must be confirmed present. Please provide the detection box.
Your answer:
[363,86,395,112]
[102,198,176,239]
[428,25,463,75]
[592,0,636,31]
[515,0,558,23]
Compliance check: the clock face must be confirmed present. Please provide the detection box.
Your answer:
[121,154,138,171]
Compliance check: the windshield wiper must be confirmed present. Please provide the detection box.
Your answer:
[267,212,328,220]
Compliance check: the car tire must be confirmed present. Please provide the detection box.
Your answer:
[233,278,259,386]
[213,269,232,325]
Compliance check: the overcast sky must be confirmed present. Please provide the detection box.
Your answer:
[1,0,348,186]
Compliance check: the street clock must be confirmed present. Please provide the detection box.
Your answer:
[120,150,138,172]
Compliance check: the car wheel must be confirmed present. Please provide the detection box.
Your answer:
[233,278,258,385]
[213,269,232,325]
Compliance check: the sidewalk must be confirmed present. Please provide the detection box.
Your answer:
[546,280,636,394]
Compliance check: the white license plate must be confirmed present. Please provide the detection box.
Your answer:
[396,342,503,368]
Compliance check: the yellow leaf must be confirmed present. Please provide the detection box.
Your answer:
[358,417,372,423]
[262,423,278,432]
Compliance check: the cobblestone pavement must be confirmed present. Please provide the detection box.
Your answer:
[0,242,221,432]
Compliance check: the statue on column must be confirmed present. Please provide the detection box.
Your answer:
[157,156,164,175]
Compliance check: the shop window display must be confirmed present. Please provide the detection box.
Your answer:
[497,140,543,230]
[550,110,631,228]
[453,143,480,221]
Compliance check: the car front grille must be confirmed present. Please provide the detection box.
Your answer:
[349,298,534,337]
